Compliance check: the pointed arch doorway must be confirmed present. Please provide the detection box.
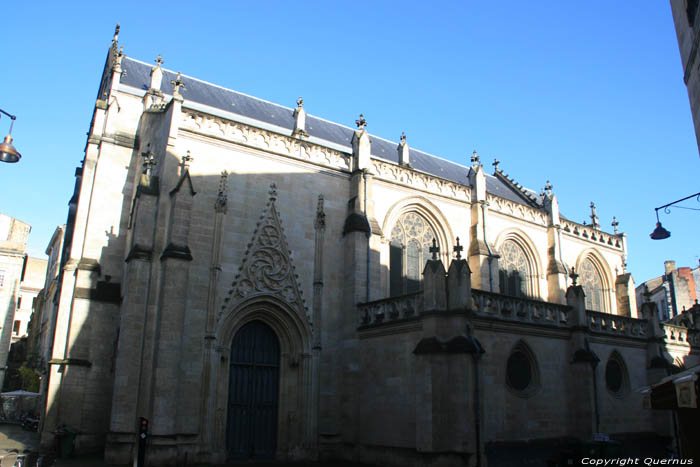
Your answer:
[227,320,280,461]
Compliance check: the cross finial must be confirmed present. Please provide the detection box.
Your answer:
[611,216,619,235]
[400,131,406,143]
[569,266,579,286]
[141,148,157,175]
[453,237,463,260]
[544,180,552,195]
[113,24,120,44]
[471,150,479,165]
[155,54,164,67]
[355,114,367,129]
[296,96,303,108]
[182,150,193,169]
[429,238,440,261]
[171,72,185,96]
[590,201,599,227]
[492,158,500,171]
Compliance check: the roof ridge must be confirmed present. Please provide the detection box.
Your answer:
[493,168,540,207]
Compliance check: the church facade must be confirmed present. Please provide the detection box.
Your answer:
[41,29,700,466]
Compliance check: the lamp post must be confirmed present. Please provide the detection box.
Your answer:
[0,108,22,163]
[650,192,700,240]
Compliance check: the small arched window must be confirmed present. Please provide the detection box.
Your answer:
[390,212,438,296]
[605,351,629,398]
[580,257,605,312]
[506,341,540,398]
[498,239,531,298]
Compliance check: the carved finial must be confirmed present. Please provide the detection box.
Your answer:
[355,114,367,129]
[471,150,480,166]
[182,150,193,169]
[215,170,228,213]
[171,72,185,96]
[544,180,552,195]
[492,158,500,171]
[296,96,304,108]
[429,238,440,261]
[119,46,124,56]
[141,147,157,175]
[611,216,619,235]
[400,132,406,143]
[453,237,463,260]
[113,24,120,44]
[569,266,579,286]
[315,194,326,230]
[643,284,651,303]
[269,183,278,201]
[590,201,599,229]
[155,54,164,67]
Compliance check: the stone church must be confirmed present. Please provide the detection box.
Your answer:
[40,28,700,466]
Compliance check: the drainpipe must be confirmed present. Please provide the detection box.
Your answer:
[364,171,372,303]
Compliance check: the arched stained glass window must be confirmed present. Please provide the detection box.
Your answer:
[498,239,530,297]
[389,212,438,296]
[580,257,604,312]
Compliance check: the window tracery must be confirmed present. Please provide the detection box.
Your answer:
[498,239,531,297]
[580,257,605,312]
[389,212,438,296]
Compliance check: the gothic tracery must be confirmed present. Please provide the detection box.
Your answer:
[390,212,438,296]
[580,257,605,312]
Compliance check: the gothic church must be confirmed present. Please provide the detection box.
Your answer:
[39,28,699,466]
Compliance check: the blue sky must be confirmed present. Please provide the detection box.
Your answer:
[1,1,698,284]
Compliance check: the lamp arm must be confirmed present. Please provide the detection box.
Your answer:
[0,109,17,120]
[654,192,700,213]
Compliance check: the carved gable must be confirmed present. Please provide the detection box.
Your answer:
[222,184,308,323]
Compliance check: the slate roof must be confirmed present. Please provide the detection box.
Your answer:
[120,56,541,208]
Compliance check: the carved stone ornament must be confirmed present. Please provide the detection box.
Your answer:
[223,184,308,322]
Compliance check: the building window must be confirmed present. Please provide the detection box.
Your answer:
[498,239,532,298]
[389,212,438,296]
[580,257,605,312]
[605,352,629,398]
[688,0,699,27]
[12,320,20,336]
[506,341,540,397]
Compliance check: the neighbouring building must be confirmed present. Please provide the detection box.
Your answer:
[39,29,700,466]
[636,260,700,321]
[0,213,32,390]
[670,0,700,158]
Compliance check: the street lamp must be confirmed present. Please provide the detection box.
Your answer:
[650,192,700,240]
[0,108,22,163]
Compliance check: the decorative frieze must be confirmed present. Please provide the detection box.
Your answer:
[181,111,350,170]
[486,193,547,226]
[370,159,471,202]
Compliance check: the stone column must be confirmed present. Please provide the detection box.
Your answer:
[566,275,599,440]
[543,186,567,304]
[447,241,472,313]
[467,155,496,292]
[615,273,638,318]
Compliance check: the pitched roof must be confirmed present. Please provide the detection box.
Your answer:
[120,57,541,208]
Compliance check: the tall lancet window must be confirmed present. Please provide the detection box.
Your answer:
[498,239,531,298]
[580,257,605,312]
[390,212,438,296]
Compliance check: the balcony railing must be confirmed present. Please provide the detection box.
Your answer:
[359,292,423,326]
[471,289,570,327]
[586,310,648,338]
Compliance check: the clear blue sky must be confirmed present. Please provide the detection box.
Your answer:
[1,1,698,284]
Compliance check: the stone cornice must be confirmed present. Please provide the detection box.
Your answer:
[181,110,351,172]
